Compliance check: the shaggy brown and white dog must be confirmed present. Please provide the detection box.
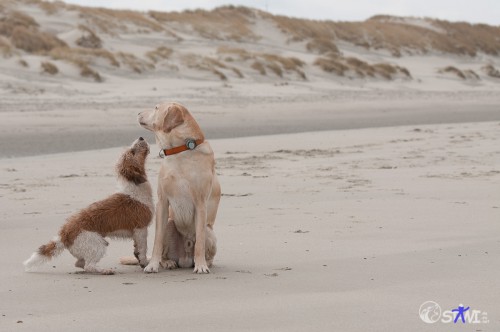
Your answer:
[23,137,154,275]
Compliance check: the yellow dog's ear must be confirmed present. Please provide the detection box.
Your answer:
[163,104,185,133]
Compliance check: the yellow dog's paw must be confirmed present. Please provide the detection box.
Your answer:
[144,261,160,273]
[193,264,210,274]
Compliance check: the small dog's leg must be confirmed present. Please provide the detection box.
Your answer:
[132,228,148,268]
[133,240,139,261]
[75,258,85,269]
[72,231,113,275]
[84,264,115,275]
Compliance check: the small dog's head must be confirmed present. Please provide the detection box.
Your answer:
[116,137,150,185]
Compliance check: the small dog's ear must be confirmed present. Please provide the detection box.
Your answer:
[119,165,147,185]
[163,104,185,133]
[132,174,147,185]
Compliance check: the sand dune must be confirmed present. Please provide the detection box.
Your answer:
[1,0,500,92]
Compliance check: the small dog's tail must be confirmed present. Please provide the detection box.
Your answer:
[23,236,65,271]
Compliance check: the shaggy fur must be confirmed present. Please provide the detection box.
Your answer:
[137,102,220,274]
[23,138,153,275]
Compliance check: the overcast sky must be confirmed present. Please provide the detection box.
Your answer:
[56,1,500,25]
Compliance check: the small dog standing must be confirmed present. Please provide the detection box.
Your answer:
[23,137,154,275]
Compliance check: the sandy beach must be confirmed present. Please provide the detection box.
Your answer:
[1,118,499,331]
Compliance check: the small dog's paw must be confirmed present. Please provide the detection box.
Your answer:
[101,269,115,275]
[193,264,210,274]
[160,259,178,270]
[138,258,149,269]
[144,262,160,273]
[119,256,139,265]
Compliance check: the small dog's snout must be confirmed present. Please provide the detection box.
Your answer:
[139,137,144,141]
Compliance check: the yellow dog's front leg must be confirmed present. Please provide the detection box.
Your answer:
[144,199,169,273]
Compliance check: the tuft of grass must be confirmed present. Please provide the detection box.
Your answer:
[314,56,349,76]
[211,68,227,80]
[76,25,102,49]
[145,46,173,63]
[345,57,375,77]
[0,35,13,57]
[0,11,39,36]
[75,7,164,34]
[439,66,466,79]
[265,13,346,58]
[267,13,336,43]
[482,64,500,79]
[315,54,411,79]
[79,63,102,82]
[463,69,480,80]
[231,67,244,78]
[306,38,339,54]
[150,6,258,41]
[40,61,58,75]
[261,54,304,71]
[217,46,306,79]
[47,46,110,82]
[0,10,67,54]
[438,66,480,80]
[182,53,252,80]
[216,46,253,60]
[265,62,283,77]
[10,26,67,53]
[117,51,153,73]
[372,63,398,79]
[49,46,119,67]
[251,61,266,75]
[18,58,29,67]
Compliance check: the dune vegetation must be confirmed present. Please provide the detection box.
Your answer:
[1,0,499,83]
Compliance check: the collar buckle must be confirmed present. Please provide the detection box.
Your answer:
[185,138,197,150]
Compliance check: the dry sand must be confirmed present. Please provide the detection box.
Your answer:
[1,120,499,331]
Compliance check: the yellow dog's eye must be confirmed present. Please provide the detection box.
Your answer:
[155,106,158,110]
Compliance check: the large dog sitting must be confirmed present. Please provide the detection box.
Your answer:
[138,102,220,274]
